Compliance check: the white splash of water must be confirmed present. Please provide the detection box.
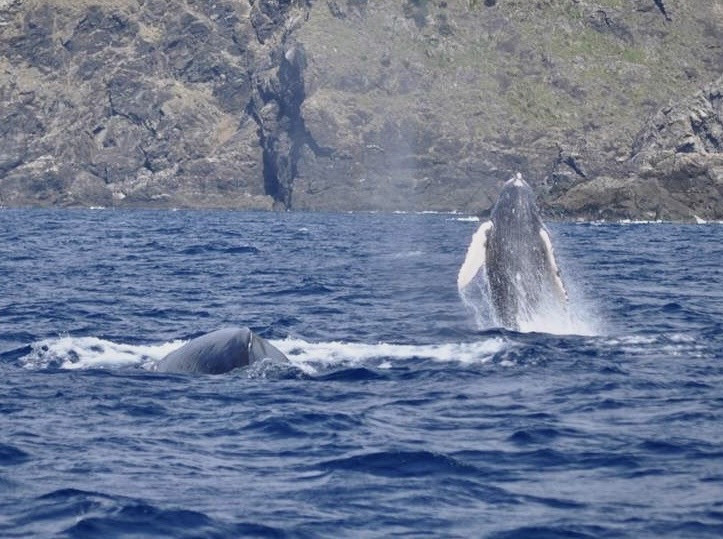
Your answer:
[459,265,600,336]
[273,337,507,374]
[447,216,480,222]
[457,235,601,337]
[19,335,508,374]
[459,277,495,329]
[20,336,186,371]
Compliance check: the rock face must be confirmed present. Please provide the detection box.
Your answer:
[0,0,313,209]
[0,0,721,219]
[546,75,723,220]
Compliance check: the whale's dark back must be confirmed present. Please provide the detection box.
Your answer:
[155,327,288,374]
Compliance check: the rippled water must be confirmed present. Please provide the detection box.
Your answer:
[1,209,721,537]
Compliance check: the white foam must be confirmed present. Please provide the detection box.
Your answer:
[21,336,186,371]
[590,220,723,225]
[387,250,424,259]
[603,335,658,346]
[274,337,507,374]
[19,335,508,375]
[459,276,495,330]
[600,333,709,359]
[448,216,480,222]
[514,305,597,336]
[618,219,665,224]
[458,259,601,336]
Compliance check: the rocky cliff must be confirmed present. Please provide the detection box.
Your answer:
[1,0,721,219]
[0,0,312,209]
[544,74,722,220]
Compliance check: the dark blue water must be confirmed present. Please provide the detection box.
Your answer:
[1,209,721,538]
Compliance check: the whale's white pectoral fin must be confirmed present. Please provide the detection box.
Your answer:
[539,228,568,303]
[458,221,493,290]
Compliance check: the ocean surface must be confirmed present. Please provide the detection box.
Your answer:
[1,209,721,538]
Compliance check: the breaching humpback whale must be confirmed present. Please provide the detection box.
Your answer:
[154,327,288,374]
[458,173,568,330]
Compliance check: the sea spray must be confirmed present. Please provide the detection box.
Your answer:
[457,175,600,336]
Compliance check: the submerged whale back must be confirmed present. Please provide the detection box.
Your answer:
[155,327,288,374]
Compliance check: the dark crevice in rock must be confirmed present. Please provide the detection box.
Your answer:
[249,42,333,209]
[245,1,323,209]
[0,158,24,177]
[653,0,671,21]
[563,156,588,179]
[279,46,334,158]
[139,145,154,173]
[555,146,588,180]
[260,137,285,206]
[327,1,347,19]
